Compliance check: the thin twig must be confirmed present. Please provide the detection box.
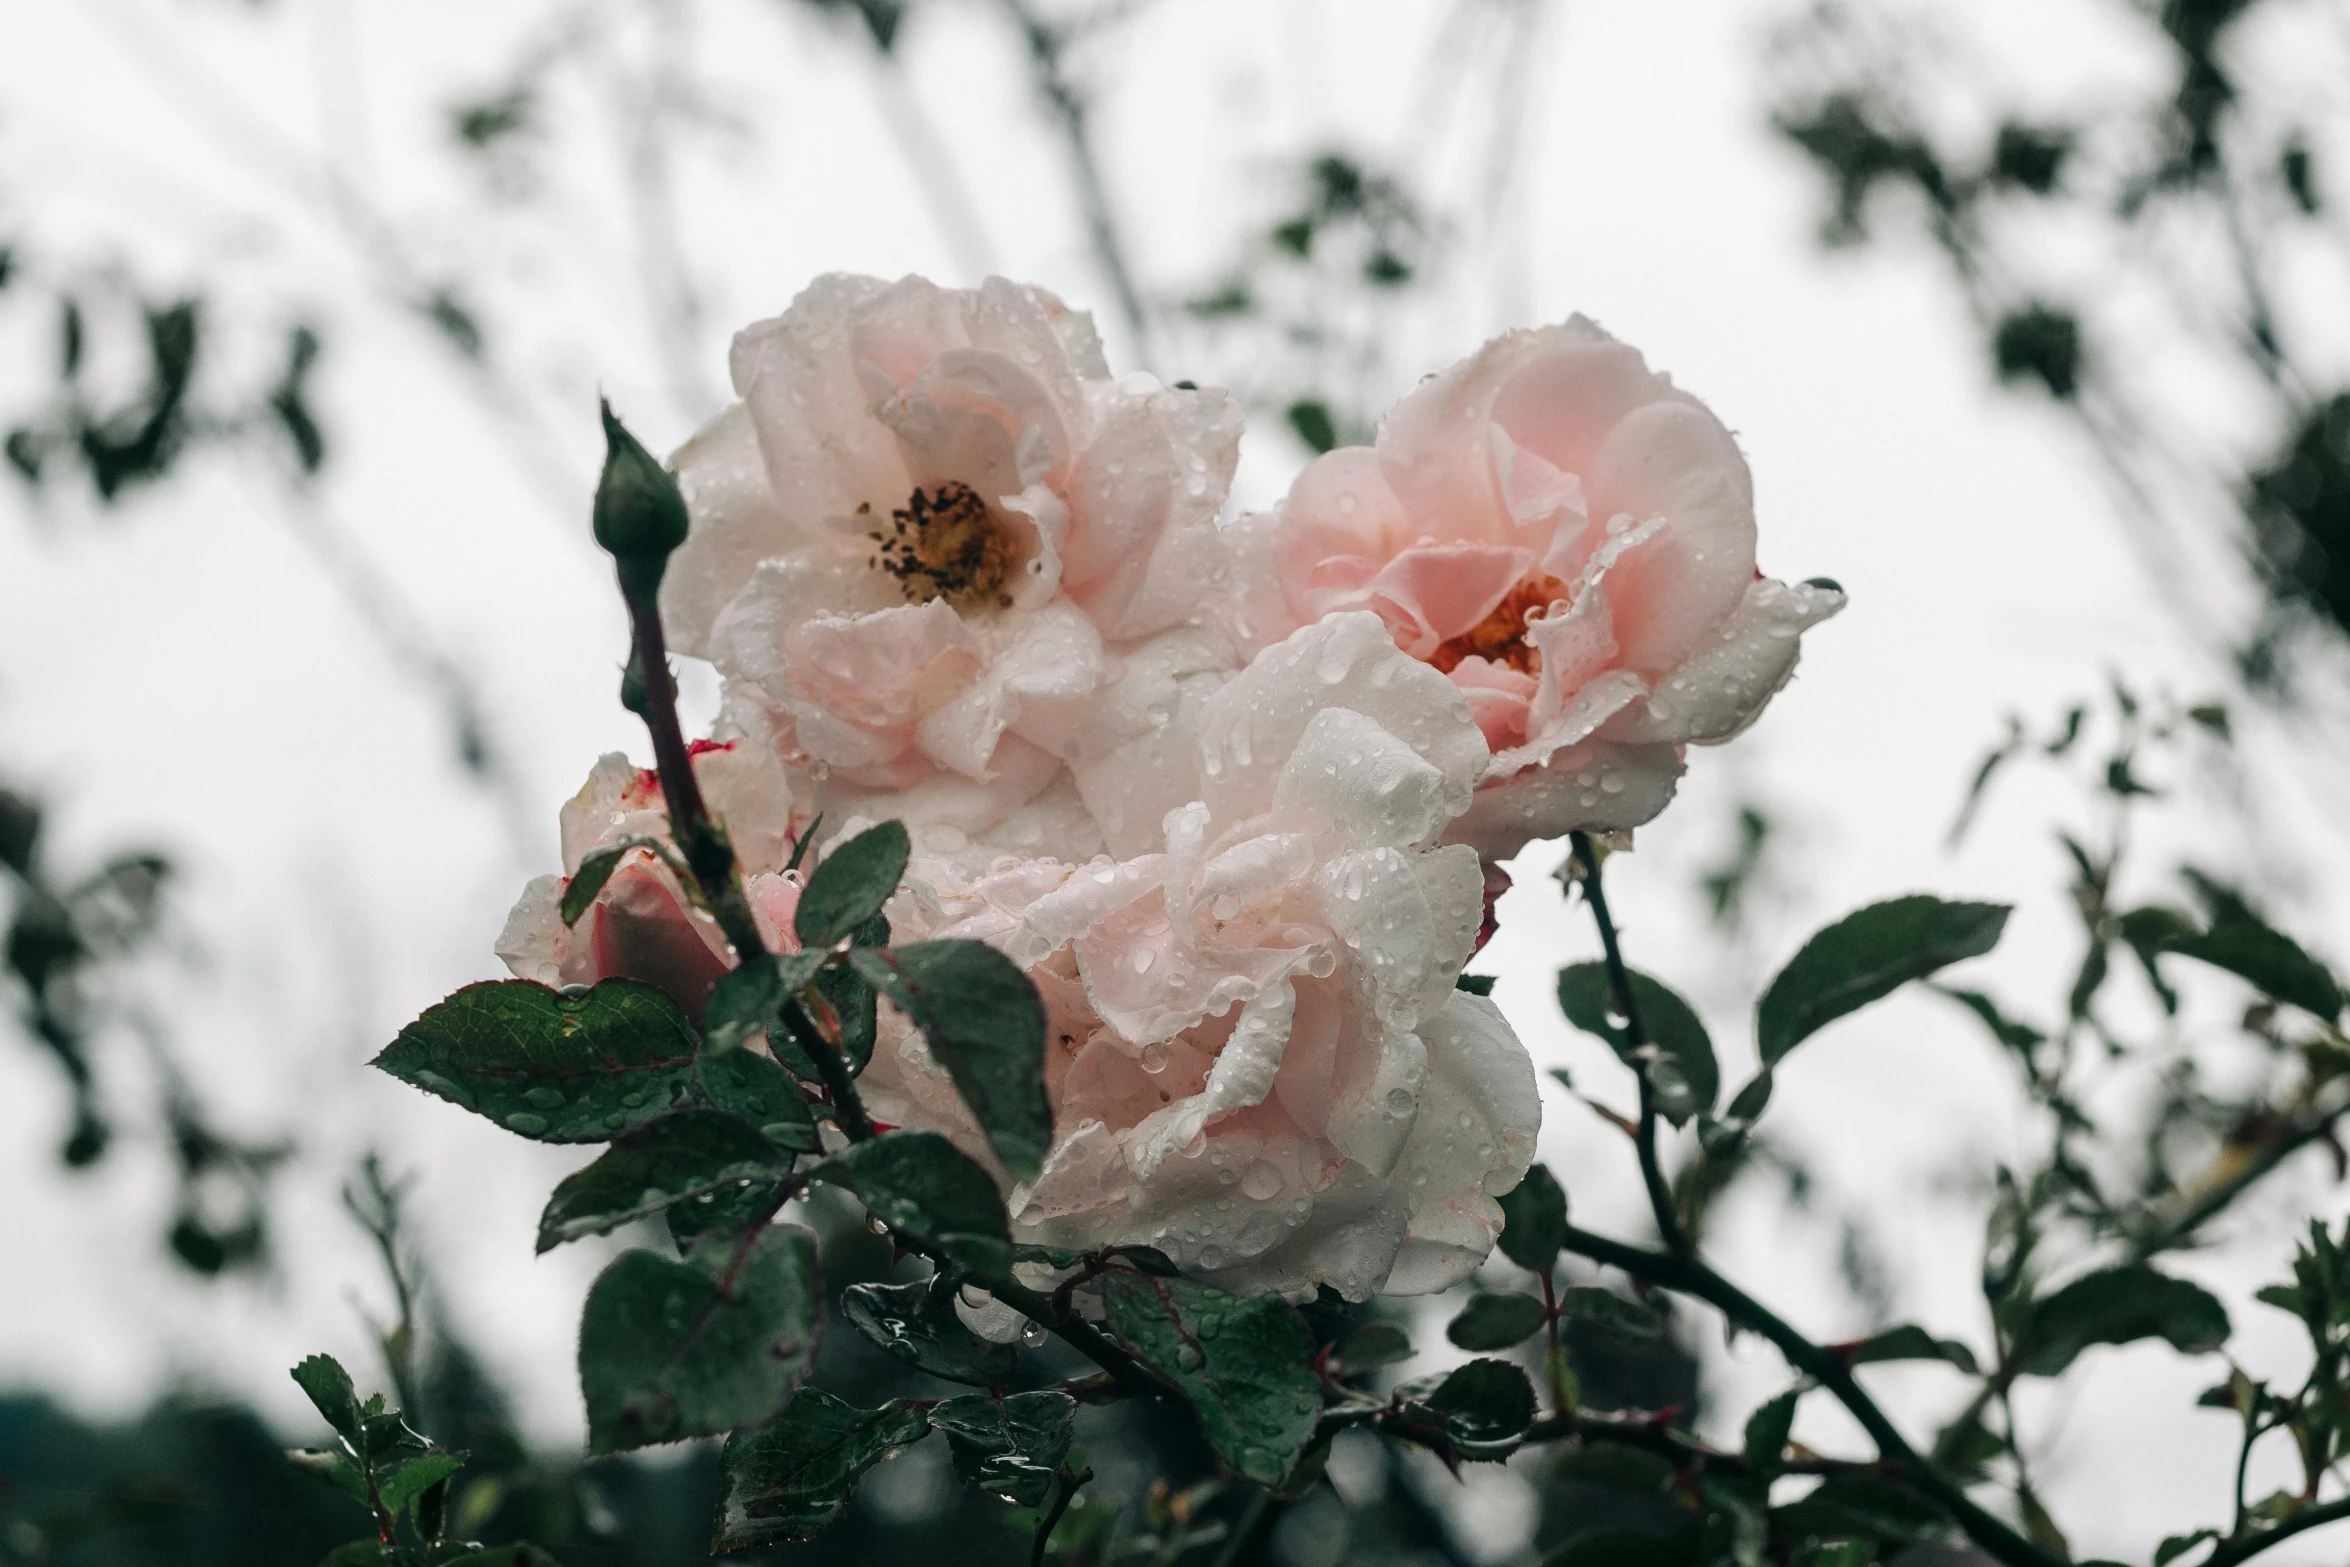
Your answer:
[1032,1465,1093,1567]
[1562,1223,2063,1567]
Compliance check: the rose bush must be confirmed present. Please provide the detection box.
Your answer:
[656,273,1243,865]
[857,613,1539,1300]
[1225,315,1844,860]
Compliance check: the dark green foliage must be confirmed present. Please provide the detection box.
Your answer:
[1556,1288,1662,1340]
[694,1045,822,1150]
[373,979,702,1142]
[1772,92,1950,245]
[535,1112,795,1252]
[1757,896,2011,1064]
[1993,304,2083,398]
[1991,123,2071,193]
[2013,1265,2230,1376]
[1287,398,1338,454]
[848,942,1051,1180]
[816,1130,1013,1276]
[1447,1292,1550,1351]
[1100,1270,1320,1483]
[1557,963,1719,1123]
[712,1390,931,1549]
[841,1277,1020,1388]
[795,821,910,949]
[1498,1163,1568,1273]
[928,1391,1075,1506]
[1336,1321,1415,1374]
[1743,1389,1801,1483]
[1404,1359,1535,1460]
[593,400,689,597]
[284,1353,469,1555]
[1548,1525,1705,1567]
[2250,395,2350,662]
[702,947,829,1061]
[558,839,654,926]
[578,1226,822,1454]
[1841,1324,1980,1374]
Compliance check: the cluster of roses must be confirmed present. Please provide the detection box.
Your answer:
[496,274,1841,1305]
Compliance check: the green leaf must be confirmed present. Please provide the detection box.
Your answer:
[1779,1475,1950,1541]
[2156,1529,2218,1566]
[374,979,700,1141]
[1454,973,1497,996]
[1496,1164,1567,1274]
[841,1277,1020,1388]
[667,1176,796,1251]
[285,1446,367,1502]
[579,1224,822,1454]
[1446,1292,1549,1352]
[290,1353,363,1445]
[1412,1358,1535,1460]
[2014,1264,2229,1377]
[815,954,881,1072]
[1101,1270,1320,1483]
[537,1111,795,1253]
[1336,1321,1414,1374]
[816,1130,1012,1276]
[848,942,1051,1181]
[696,1047,821,1151]
[430,1544,566,1566]
[561,839,658,927]
[1743,1389,1800,1483]
[2163,923,2341,1020]
[320,1545,400,1567]
[379,1450,466,1517]
[702,950,828,1060]
[1843,1324,1980,1374]
[713,1389,931,1549]
[1557,963,1719,1122]
[795,822,910,949]
[929,1390,1076,1506]
[1757,896,2011,1064]
[1558,1287,1662,1339]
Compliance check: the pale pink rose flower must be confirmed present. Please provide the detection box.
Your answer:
[659,273,1243,861]
[1226,316,1844,860]
[495,743,805,1022]
[857,613,1541,1301]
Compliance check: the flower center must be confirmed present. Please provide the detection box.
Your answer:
[862,481,1017,608]
[1427,574,1566,676]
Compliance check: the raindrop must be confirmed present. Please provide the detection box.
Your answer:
[503,1111,549,1135]
[1139,1042,1170,1073]
[1241,1162,1282,1200]
[1021,1322,1048,1348]
[868,1216,890,1236]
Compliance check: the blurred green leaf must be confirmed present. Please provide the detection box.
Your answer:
[1337,1321,1414,1374]
[1843,1324,1980,1374]
[1758,897,2011,1064]
[2014,1264,2230,1377]
[1408,1359,1534,1460]
[1446,1292,1549,1352]
[1497,1163,1567,1274]
[1743,1389,1800,1483]
[1558,1287,1662,1340]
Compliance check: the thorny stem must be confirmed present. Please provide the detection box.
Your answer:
[1032,1465,1093,1567]
[619,570,1169,1406]
[1569,833,1690,1256]
[1561,1223,2065,1567]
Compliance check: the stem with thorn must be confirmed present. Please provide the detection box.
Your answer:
[1569,832,1689,1256]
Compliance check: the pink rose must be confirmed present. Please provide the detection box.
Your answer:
[658,274,1243,862]
[494,744,804,1022]
[1227,316,1843,860]
[857,614,1540,1300]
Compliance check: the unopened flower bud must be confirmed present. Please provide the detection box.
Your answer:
[594,398,689,602]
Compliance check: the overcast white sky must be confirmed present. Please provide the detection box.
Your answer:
[4,0,2350,1560]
